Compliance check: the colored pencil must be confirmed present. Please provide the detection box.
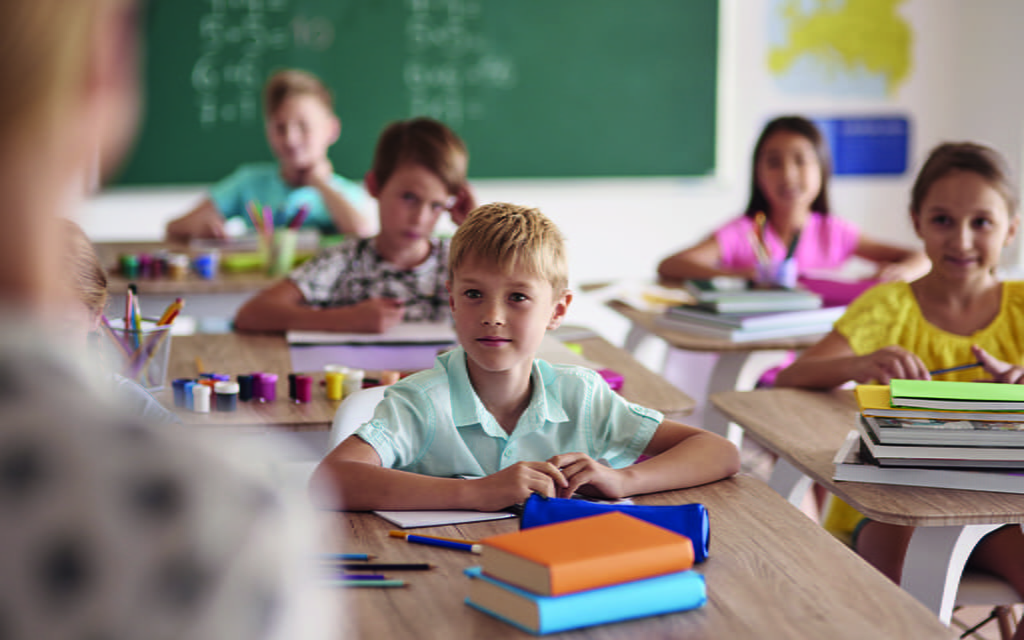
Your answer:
[289,204,310,229]
[388,530,478,545]
[785,228,801,260]
[333,563,433,571]
[320,553,376,561]
[929,362,983,376]
[157,297,184,326]
[336,574,389,580]
[325,579,407,588]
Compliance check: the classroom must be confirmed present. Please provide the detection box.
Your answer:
[67,0,1024,638]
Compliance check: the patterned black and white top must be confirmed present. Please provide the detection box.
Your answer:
[289,237,450,322]
[0,321,333,640]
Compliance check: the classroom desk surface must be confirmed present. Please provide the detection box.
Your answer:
[711,388,1024,623]
[325,474,953,639]
[161,330,695,428]
[608,300,823,445]
[710,388,1024,527]
[96,240,283,295]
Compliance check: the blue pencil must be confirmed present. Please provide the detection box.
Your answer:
[320,553,375,561]
[929,361,982,376]
[403,534,482,554]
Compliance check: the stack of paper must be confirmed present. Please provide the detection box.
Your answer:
[833,382,1024,493]
[465,512,706,634]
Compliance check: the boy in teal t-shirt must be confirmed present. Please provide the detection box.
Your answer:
[166,68,371,240]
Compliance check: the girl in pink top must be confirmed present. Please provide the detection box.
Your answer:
[658,116,929,284]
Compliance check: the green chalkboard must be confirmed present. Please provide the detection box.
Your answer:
[118,0,718,184]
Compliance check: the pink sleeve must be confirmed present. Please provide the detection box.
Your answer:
[713,216,759,270]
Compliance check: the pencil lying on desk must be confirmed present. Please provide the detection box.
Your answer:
[325,579,407,588]
[320,553,375,561]
[388,530,481,554]
[334,563,433,571]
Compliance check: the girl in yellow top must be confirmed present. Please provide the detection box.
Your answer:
[776,142,1024,631]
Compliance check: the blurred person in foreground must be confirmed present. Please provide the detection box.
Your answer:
[0,1,336,638]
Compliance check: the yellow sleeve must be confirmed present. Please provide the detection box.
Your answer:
[833,282,919,356]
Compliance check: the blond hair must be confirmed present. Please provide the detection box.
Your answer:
[61,219,108,316]
[449,203,568,292]
[263,68,334,116]
[0,0,131,143]
[370,117,468,195]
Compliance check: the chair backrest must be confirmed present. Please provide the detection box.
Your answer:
[328,385,389,450]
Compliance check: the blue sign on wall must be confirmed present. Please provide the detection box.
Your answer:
[812,116,910,176]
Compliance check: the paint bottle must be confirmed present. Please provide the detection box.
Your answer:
[237,374,254,401]
[193,384,211,413]
[295,374,313,403]
[214,381,239,412]
[342,368,365,398]
[325,371,345,401]
[172,378,191,408]
[258,373,277,403]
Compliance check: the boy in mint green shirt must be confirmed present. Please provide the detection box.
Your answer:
[166,68,370,240]
[311,203,740,512]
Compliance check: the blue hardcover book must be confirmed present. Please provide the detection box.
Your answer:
[519,495,711,563]
[464,567,706,635]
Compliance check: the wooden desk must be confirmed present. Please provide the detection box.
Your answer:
[609,301,822,443]
[161,331,695,428]
[325,475,953,639]
[711,388,1024,624]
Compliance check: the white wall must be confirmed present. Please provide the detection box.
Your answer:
[80,0,1024,286]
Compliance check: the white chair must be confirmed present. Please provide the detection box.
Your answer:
[953,574,1019,640]
[327,385,389,450]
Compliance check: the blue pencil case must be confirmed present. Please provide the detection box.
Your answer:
[519,495,710,563]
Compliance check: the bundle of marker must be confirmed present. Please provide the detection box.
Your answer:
[319,552,433,588]
[245,200,275,253]
[288,204,310,230]
[101,293,184,387]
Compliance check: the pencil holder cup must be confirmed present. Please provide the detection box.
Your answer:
[103,318,173,391]
[775,257,798,289]
[268,228,299,277]
[755,258,798,289]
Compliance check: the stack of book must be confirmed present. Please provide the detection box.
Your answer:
[656,277,844,342]
[834,381,1024,493]
[465,512,706,634]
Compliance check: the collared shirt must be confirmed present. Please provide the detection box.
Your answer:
[209,162,366,235]
[289,236,450,322]
[356,347,663,477]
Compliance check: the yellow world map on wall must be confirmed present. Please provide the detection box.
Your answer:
[767,0,912,98]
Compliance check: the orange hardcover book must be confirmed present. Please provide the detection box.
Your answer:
[479,512,694,596]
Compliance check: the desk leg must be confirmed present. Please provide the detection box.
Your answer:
[704,350,791,446]
[901,523,1004,625]
[766,457,812,508]
[623,324,651,354]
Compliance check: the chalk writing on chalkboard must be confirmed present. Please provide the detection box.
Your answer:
[403,0,517,127]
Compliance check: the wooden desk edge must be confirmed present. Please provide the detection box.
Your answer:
[710,389,1024,527]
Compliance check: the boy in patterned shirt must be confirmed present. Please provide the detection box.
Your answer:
[234,117,475,333]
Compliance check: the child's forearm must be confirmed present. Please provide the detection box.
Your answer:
[774,356,858,389]
[621,431,740,496]
[657,254,752,283]
[310,460,477,511]
[315,183,373,237]
[234,296,363,333]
